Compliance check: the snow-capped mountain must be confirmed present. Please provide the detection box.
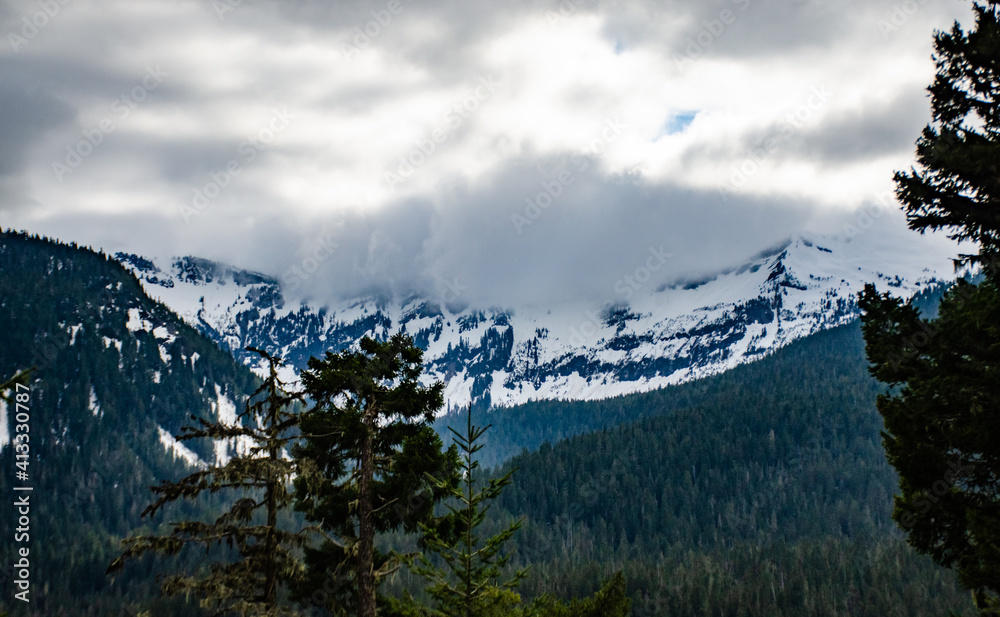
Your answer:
[114,230,960,410]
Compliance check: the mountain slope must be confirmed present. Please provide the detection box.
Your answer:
[454,323,975,616]
[0,230,262,616]
[0,229,974,616]
[116,230,959,411]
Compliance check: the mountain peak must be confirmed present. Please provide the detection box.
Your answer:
[115,228,960,410]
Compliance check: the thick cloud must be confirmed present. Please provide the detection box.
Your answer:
[0,0,974,307]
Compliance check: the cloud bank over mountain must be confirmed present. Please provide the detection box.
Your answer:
[0,0,972,306]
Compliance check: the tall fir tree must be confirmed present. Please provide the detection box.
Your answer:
[893,1,1000,268]
[861,279,1000,613]
[108,348,312,616]
[389,407,632,617]
[294,333,458,617]
[861,2,1000,614]
[403,406,529,617]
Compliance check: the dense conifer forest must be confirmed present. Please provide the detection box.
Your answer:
[404,324,977,615]
[0,231,977,615]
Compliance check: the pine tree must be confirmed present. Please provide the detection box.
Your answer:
[403,406,528,617]
[391,407,632,617]
[861,3,1000,614]
[293,333,458,617]
[860,279,1000,615]
[527,572,631,617]
[108,348,312,616]
[893,1,1000,269]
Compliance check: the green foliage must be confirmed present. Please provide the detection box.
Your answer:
[861,277,1000,613]
[401,407,528,617]
[294,333,459,617]
[527,572,630,617]
[862,3,1000,614]
[388,574,631,617]
[892,2,1000,267]
[387,408,630,617]
[108,348,312,616]
[0,229,980,616]
[404,324,973,617]
[0,229,265,615]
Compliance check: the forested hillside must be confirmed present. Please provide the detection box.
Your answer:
[414,323,977,616]
[0,231,977,615]
[0,231,260,616]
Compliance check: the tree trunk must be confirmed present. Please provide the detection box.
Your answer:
[264,391,279,607]
[358,408,376,617]
[464,407,474,617]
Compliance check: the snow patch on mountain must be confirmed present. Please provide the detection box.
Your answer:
[158,426,207,469]
[0,399,8,452]
[212,385,253,466]
[68,324,82,345]
[126,307,152,333]
[89,386,102,418]
[116,230,962,410]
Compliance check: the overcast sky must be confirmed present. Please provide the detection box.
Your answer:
[0,0,974,307]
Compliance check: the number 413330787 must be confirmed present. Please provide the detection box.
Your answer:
[14,384,30,475]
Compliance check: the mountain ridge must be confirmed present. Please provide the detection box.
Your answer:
[0,230,263,615]
[114,228,959,410]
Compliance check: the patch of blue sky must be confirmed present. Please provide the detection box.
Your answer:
[658,111,698,139]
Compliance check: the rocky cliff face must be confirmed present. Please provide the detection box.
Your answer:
[116,230,958,411]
